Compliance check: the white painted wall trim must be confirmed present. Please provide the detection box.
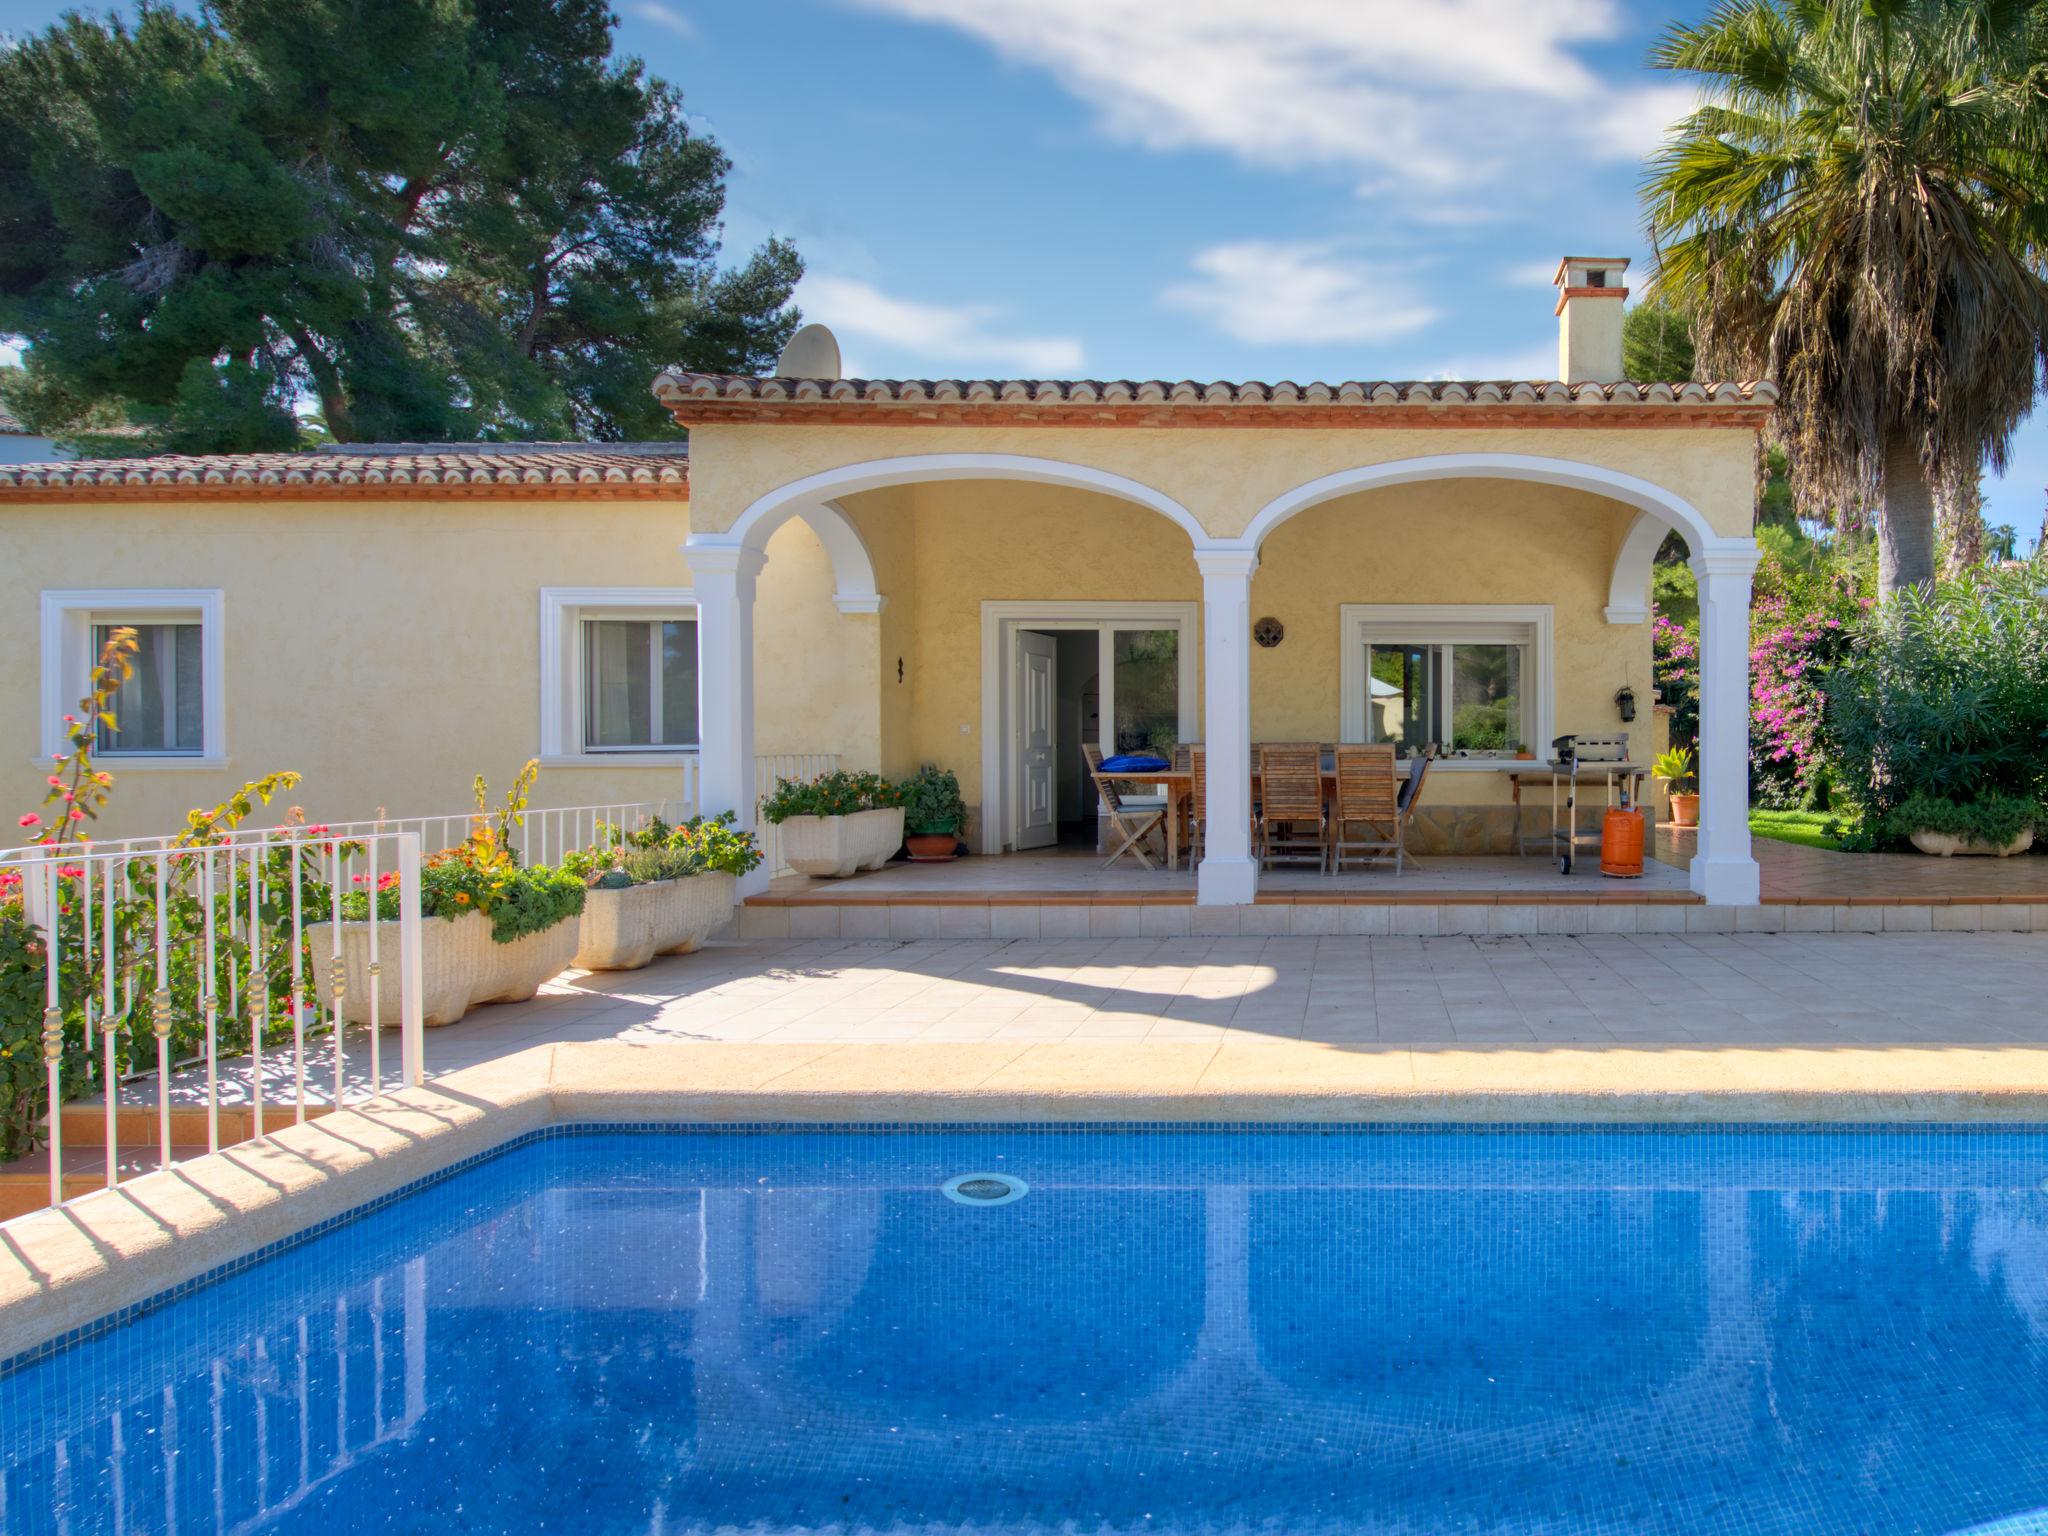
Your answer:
[723,452,1207,550]
[39,588,227,767]
[978,600,1200,856]
[1605,508,1671,625]
[1336,603,1555,758]
[1236,452,1720,555]
[799,501,884,613]
[538,586,697,761]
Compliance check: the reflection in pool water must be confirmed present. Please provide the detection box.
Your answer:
[5,1128,2048,1534]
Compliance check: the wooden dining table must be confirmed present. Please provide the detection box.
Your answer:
[1100,765,1345,870]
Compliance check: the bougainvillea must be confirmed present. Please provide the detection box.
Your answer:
[1652,610,1699,753]
[1749,597,1857,808]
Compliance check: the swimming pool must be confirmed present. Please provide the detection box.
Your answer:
[6,1125,2048,1534]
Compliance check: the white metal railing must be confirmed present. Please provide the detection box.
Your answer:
[753,753,843,875]
[3,828,426,1219]
[0,798,697,870]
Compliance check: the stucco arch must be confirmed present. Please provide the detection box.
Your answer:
[715,451,1208,551]
[793,500,883,614]
[1232,452,1721,564]
[1604,508,1681,626]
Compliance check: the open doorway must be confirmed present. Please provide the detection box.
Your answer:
[983,602,1199,855]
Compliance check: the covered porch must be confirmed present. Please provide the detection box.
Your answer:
[660,357,1773,911]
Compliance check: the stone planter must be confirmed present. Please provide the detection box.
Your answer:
[777,808,904,877]
[1909,825,2035,858]
[307,910,578,1027]
[573,873,736,970]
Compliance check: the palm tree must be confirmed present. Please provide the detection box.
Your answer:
[1641,0,2048,595]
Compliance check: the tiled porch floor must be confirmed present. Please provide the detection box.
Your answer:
[758,847,1696,904]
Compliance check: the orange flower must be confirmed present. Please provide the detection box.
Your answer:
[454,891,471,905]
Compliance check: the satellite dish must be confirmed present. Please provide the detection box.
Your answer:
[775,323,842,380]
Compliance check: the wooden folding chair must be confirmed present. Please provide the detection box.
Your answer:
[1256,742,1326,870]
[1329,744,1402,875]
[1394,755,1432,868]
[1185,743,1206,863]
[1083,744,1168,870]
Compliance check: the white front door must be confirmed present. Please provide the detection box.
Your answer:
[1015,632,1058,850]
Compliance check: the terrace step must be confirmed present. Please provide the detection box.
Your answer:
[56,1101,333,1148]
[0,1143,213,1222]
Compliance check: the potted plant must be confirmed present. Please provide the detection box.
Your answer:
[1886,793,2039,858]
[568,812,762,969]
[901,764,967,861]
[761,770,905,878]
[1653,746,1698,827]
[314,763,587,1025]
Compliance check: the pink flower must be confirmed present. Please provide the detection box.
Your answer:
[16,813,39,828]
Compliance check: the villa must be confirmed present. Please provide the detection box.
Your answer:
[3,256,1771,914]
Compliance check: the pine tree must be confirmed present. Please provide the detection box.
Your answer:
[0,0,800,451]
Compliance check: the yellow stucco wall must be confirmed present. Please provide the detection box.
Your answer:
[0,495,868,839]
[823,475,1650,827]
[685,421,1758,542]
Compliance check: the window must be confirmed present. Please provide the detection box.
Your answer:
[39,590,225,764]
[1341,605,1552,763]
[582,617,698,751]
[538,588,698,763]
[97,622,205,755]
[1367,638,1525,754]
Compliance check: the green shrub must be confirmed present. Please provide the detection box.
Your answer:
[901,764,966,834]
[1824,571,2048,842]
[760,771,902,822]
[1881,792,2040,850]
[620,847,699,884]
[570,811,764,885]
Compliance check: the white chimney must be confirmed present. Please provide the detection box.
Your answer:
[1552,255,1629,383]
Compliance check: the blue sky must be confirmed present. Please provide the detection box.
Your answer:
[5,0,2042,536]
[640,0,2044,541]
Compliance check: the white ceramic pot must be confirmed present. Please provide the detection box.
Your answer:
[777,813,861,877]
[307,909,579,1027]
[573,873,736,970]
[1909,825,2035,858]
[850,807,906,870]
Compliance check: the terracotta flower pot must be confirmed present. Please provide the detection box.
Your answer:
[1668,792,1699,828]
[307,909,577,1027]
[573,872,736,970]
[905,831,959,862]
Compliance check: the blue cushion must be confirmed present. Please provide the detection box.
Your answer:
[1099,753,1170,772]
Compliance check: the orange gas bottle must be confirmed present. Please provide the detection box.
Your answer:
[1600,807,1646,878]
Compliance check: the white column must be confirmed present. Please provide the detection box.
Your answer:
[688,542,769,897]
[1195,548,1258,906]
[1689,541,1761,905]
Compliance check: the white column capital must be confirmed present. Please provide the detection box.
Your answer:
[1193,546,1260,582]
[683,541,769,582]
[1690,540,1761,581]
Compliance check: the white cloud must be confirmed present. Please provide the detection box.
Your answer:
[1162,242,1436,345]
[843,0,1687,202]
[626,2,698,39]
[797,275,1085,375]
[1417,342,1558,382]
[1501,258,1564,289]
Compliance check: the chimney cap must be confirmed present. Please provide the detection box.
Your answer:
[1553,255,1630,287]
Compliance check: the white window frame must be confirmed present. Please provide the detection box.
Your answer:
[38,589,226,768]
[979,600,1201,856]
[1338,603,1553,768]
[539,587,698,766]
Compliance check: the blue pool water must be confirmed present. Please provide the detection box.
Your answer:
[7,1126,2048,1534]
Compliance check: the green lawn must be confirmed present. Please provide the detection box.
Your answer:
[1748,808,1847,851]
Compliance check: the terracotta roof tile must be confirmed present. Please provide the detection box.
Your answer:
[652,371,1777,415]
[0,442,688,499]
